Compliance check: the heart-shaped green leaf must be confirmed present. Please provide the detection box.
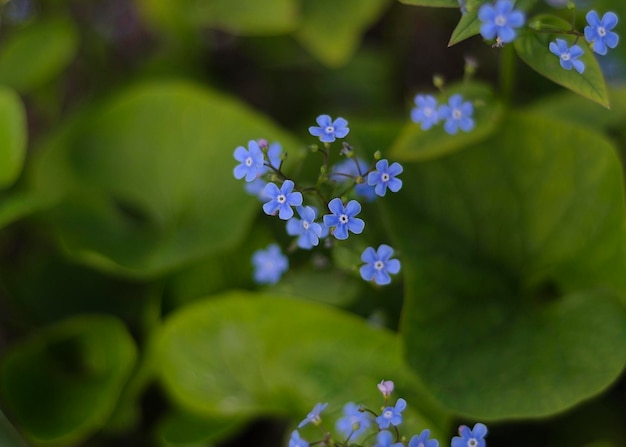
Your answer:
[387,112,626,418]
[515,15,610,108]
[0,315,136,444]
[33,81,300,278]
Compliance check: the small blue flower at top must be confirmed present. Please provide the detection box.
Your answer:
[438,95,474,135]
[309,115,349,143]
[233,140,265,182]
[289,430,309,447]
[360,244,401,286]
[373,430,404,447]
[409,429,439,447]
[375,397,406,429]
[323,198,365,240]
[367,159,403,197]
[331,158,377,201]
[549,39,585,73]
[451,423,488,447]
[478,0,525,44]
[411,94,439,130]
[335,402,372,440]
[298,402,328,428]
[262,180,303,220]
[286,206,324,249]
[584,10,619,55]
[251,244,288,285]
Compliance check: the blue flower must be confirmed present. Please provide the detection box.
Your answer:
[367,159,403,197]
[234,140,265,182]
[309,115,349,143]
[373,431,404,447]
[478,0,525,44]
[335,402,372,440]
[411,94,439,130]
[266,141,283,170]
[252,244,288,285]
[360,245,401,286]
[323,198,365,240]
[262,180,303,220]
[298,402,328,428]
[584,10,619,55]
[549,39,585,73]
[331,158,377,201]
[451,423,488,447]
[409,429,439,447]
[289,430,309,447]
[375,398,406,429]
[245,178,268,201]
[286,206,324,249]
[438,95,474,135]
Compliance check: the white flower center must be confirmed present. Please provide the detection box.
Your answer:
[383,410,393,418]
[495,14,506,26]
[302,220,310,230]
[381,173,390,182]
[424,107,433,117]
[339,214,349,224]
[467,439,478,447]
[325,125,335,134]
[561,52,571,61]
[374,260,384,270]
[277,194,286,204]
[598,26,607,37]
[245,156,253,167]
[452,109,462,120]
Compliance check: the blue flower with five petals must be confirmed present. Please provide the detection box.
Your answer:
[549,39,585,73]
[409,429,439,447]
[584,10,619,55]
[251,244,288,285]
[286,206,324,249]
[411,94,439,130]
[323,198,365,240]
[262,180,303,220]
[451,423,488,447]
[335,402,372,440]
[478,0,525,44]
[367,159,403,197]
[360,245,401,286]
[375,398,406,429]
[309,115,349,143]
[438,95,474,135]
[233,140,265,182]
[298,402,328,428]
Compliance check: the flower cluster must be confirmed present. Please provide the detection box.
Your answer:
[411,94,475,135]
[478,0,525,47]
[289,379,488,447]
[233,116,403,286]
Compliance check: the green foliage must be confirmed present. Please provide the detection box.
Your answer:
[0,316,136,444]
[398,0,459,7]
[387,112,626,418]
[0,88,26,189]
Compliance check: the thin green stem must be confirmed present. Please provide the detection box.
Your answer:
[499,43,517,107]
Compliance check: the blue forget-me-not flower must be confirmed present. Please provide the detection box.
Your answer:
[367,159,403,197]
[375,398,407,429]
[331,158,377,201]
[549,39,585,73]
[309,115,350,143]
[233,140,265,182]
[451,423,488,447]
[323,198,365,240]
[438,95,474,135]
[584,10,619,55]
[335,402,372,440]
[409,429,439,447]
[360,244,401,286]
[374,431,404,447]
[298,402,328,428]
[478,0,525,44]
[252,244,288,285]
[286,206,325,249]
[289,430,309,447]
[411,94,440,130]
[262,180,303,220]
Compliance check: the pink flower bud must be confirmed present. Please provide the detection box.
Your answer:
[377,379,394,397]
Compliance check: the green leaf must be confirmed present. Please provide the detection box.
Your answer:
[515,15,610,108]
[0,315,136,444]
[0,18,78,93]
[294,0,391,67]
[33,81,301,279]
[398,0,459,7]
[158,292,449,432]
[0,88,26,189]
[157,410,246,446]
[448,8,481,46]
[0,410,29,447]
[388,112,626,418]
[389,82,503,162]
